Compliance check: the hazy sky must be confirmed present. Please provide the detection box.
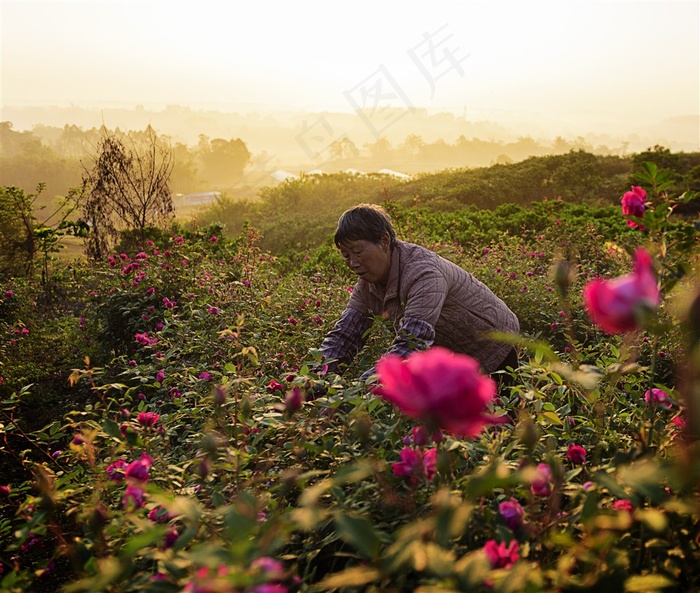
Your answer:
[2,0,699,129]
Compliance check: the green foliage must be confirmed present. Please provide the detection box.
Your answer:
[0,184,86,283]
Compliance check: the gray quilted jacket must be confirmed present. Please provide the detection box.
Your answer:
[323,240,520,374]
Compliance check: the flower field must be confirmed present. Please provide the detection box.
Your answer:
[1,163,699,592]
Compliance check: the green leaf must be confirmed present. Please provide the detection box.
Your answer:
[624,574,675,591]
[539,411,563,426]
[101,418,122,439]
[317,565,381,589]
[334,512,382,559]
[332,461,373,485]
[120,527,167,557]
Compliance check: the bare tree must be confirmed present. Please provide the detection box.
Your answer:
[82,125,174,260]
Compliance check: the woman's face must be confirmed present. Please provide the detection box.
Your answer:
[338,235,392,286]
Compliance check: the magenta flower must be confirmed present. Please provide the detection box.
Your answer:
[404,425,443,446]
[149,506,173,523]
[137,411,160,427]
[0,485,11,497]
[208,306,220,315]
[621,186,647,230]
[530,463,553,496]
[392,447,437,484]
[252,585,288,593]
[251,557,286,580]
[483,539,520,569]
[566,443,587,465]
[156,370,165,383]
[105,459,128,483]
[583,248,660,334]
[122,484,146,510]
[498,498,524,531]
[125,452,153,483]
[374,347,497,437]
[267,380,285,393]
[198,371,212,381]
[645,387,673,409]
[670,415,686,430]
[284,386,303,413]
[163,528,179,549]
[612,499,634,512]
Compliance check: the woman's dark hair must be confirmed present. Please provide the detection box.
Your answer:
[334,204,397,248]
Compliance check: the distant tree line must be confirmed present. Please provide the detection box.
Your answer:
[0,122,251,204]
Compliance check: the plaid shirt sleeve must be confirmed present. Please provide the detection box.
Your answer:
[357,316,435,381]
[386,316,435,357]
[320,307,373,373]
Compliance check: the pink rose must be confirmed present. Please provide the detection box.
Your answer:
[374,347,497,437]
[105,459,128,483]
[498,498,524,531]
[122,484,146,510]
[621,186,647,230]
[404,426,443,446]
[252,585,288,593]
[137,411,160,427]
[125,452,153,483]
[251,557,286,580]
[670,415,686,430]
[483,539,519,569]
[267,380,285,393]
[645,387,673,409]
[566,443,587,464]
[163,528,179,549]
[530,463,553,496]
[392,447,437,484]
[583,248,660,334]
[284,387,303,413]
[612,499,634,512]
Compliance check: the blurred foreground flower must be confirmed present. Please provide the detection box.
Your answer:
[122,484,146,510]
[583,248,660,334]
[374,347,498,437]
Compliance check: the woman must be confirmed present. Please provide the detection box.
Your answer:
[319,204,520,381]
